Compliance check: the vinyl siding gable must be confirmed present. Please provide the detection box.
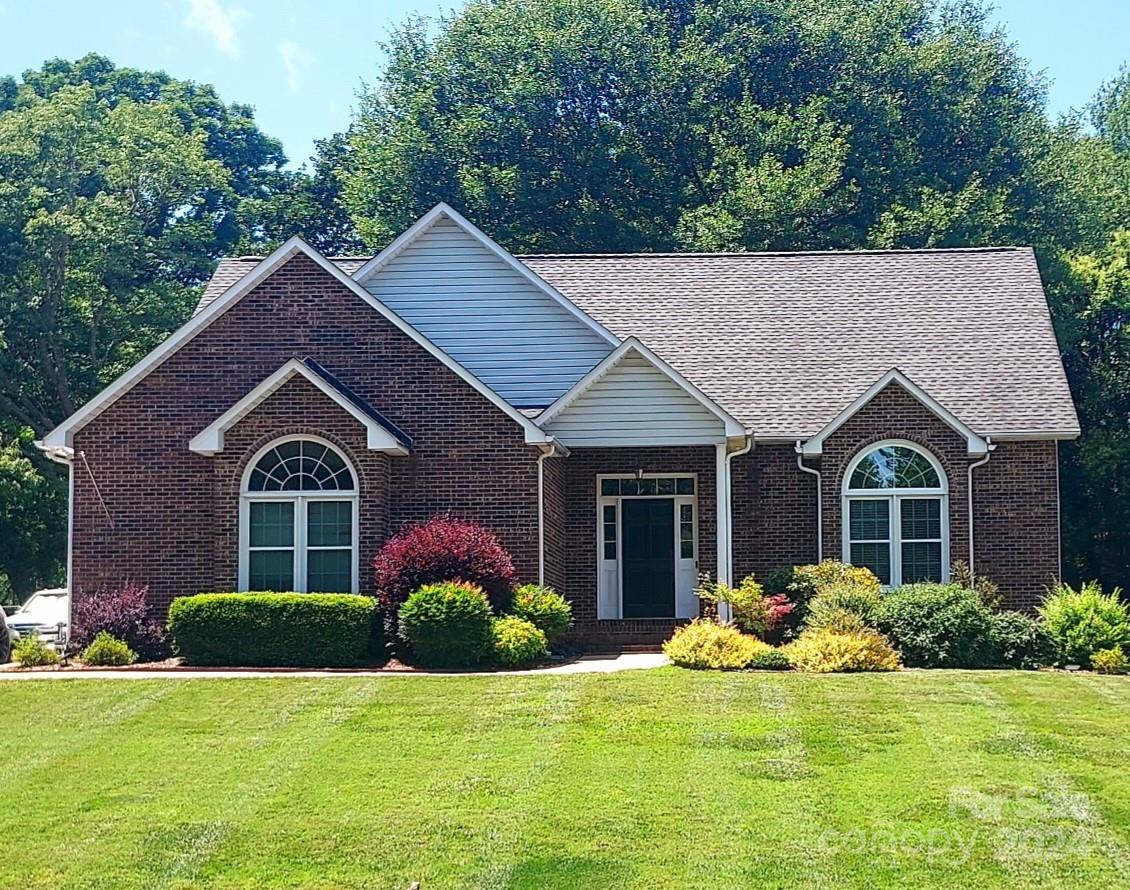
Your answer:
[543,352,726,446]
[361,218,613,407]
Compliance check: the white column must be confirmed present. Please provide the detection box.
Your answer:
[715,442,732,622]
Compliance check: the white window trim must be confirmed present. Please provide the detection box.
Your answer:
[840,440,949,587]
[238,435,360,593]
[596,473,699,620]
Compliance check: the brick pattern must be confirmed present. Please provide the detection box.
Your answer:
[561,446,717,635]
[72,253,543,612]
[541,456,568,592]
[973,440,1060,610]
[731,444,819,581]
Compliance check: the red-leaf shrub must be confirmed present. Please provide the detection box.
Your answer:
[71,583,168,662]
[374,516,516,612]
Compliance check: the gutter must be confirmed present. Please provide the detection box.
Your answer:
[795,442,823,562]
[536,438,569,587]
[967,437,995,574]
[724,434,754,584]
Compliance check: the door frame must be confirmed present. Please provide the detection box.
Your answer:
[596,473,698,620]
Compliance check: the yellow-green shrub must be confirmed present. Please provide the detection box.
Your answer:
[663,619,781,670]
[1091,646,1128,674]
[804,581,882,631]
[785,627,901,673]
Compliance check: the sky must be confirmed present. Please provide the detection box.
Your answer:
[0,0,1126,170]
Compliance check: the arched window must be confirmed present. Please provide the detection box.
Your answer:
[240,437,358,593]
[842,441,948,587]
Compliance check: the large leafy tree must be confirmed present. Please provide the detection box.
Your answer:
[344,0,1063,253]
[0,55,339,596]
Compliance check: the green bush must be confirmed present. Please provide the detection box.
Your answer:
[804,581,881,631]
[988,611,1054,670]
[509,584,572,645]
[491,616,547,668]
[81,631,136,666]
[12,633,60,668]
[1091,647,1129,674]
[1038,581,1130,667]
[398,581,494,668]
[663,619,769,670]
[784,627,901,673]
[873,583,996,668]
[768,561,882,635]
[746,645,792,670]
[168,592,376,667]
[950,560,1003,610]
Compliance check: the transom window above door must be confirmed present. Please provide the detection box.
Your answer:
[842,442,948,587]
[600,476,695,496]
[240,436,358,593]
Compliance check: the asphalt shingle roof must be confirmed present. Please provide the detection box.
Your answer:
[195,246,1079,440]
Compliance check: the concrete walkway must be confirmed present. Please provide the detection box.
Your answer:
[0,651,670,681]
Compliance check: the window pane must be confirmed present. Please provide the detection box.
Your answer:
[901,498,941,540]
[657,477,675,495]
[248,549,294,591]
[849,499,889,540]
[850,542,891,585]
[621,478,639,495]
[307,549,351,593]
[679,504,694,559]
[308,501,352,547]
[602,505,616,528]
[849,446,940,490]
[601,479,619,496]
[676,478,695,494]
[603,541,616,560]
[902,541,942,583]
[249,501,294,548]
[638,478,657,495]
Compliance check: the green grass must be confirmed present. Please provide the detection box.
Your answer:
[2,669,1129,889]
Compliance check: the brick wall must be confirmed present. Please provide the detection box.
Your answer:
[71,253,543,613]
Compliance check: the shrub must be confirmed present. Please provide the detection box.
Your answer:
[398,581,494,668]
[805,581,882,631]
[770,561,882,635]
[663,619,765,670]
[747,644,792,670]
[12,633,60,668]
[988,611,1054,670]
[168,593,376,667]
[509,584,572,645]
[873,583,996,668]
[950,560,1002,610]
[71,583,167,662]
[81,632,137,666]
[694,574,793,639]
[784,627,901,673]
[374,516,517,613]
[1038,581,1130,667]
[1091,647,1129,675]
[491,616,547,668]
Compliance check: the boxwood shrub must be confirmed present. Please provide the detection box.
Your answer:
[167,592,376,667]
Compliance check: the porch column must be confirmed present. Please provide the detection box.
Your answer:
[715,443,732,622]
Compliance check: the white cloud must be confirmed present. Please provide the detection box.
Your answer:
[279,40,314,93]
[183,0,247,58]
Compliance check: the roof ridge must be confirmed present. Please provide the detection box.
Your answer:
[518,246,1030,259]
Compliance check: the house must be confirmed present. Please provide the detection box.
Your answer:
[39,204,1079,645]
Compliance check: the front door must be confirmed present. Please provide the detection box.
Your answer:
[621,498,675,618]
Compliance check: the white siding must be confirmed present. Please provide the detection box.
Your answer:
[362,218,612,406]
[545,352,726,446]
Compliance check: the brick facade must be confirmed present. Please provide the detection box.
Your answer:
[71,253,543,612]
[69,255,1063,639]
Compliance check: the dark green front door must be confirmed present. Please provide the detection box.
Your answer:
[621,498,675,618]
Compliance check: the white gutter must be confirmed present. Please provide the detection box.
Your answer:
[724,434,754,584]
[536,438,568,586]
[714,434,754,623]
[967,436,995,574]
[795,442,823,562]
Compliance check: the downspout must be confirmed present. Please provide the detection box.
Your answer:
[795,442,823,562]
[967,437,995,575]
[536,438,568,587]
[724,433,754,585]
[36,443,75,645]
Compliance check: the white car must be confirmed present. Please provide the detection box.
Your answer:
[7,588,69,649]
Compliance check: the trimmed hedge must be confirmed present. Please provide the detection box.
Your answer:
[398,581,494,668]
[167,593,376,667]
[873,583,996,668]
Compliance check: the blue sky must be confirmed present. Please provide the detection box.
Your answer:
[0,0,1126,169]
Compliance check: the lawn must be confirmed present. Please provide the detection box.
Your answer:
[2,669,1128,889]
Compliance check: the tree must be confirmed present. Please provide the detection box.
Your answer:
[0,431,65,598]
[343,0,1064,253]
